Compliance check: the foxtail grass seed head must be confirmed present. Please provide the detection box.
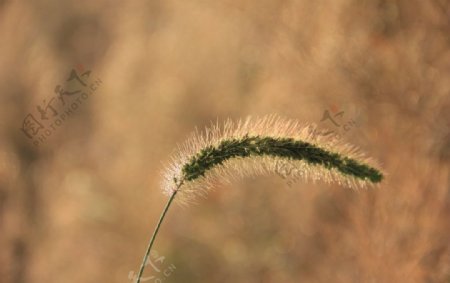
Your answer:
[162,115,383,204]
[136,115,384,283]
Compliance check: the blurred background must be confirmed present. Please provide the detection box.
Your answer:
[1,0,449,282]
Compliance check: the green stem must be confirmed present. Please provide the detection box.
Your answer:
[135,186,179,283]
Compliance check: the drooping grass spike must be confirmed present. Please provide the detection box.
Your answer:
[135,115,383,283]
[162,115,383,203]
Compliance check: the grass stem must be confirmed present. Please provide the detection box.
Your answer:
[135,187,179,283]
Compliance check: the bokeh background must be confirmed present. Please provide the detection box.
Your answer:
[1,0,450,282]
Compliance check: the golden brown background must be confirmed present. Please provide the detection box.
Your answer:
[1,0,449,282]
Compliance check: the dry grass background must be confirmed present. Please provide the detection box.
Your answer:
[1,0,450,282]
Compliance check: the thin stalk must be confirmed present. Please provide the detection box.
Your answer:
[135,185,180,283]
